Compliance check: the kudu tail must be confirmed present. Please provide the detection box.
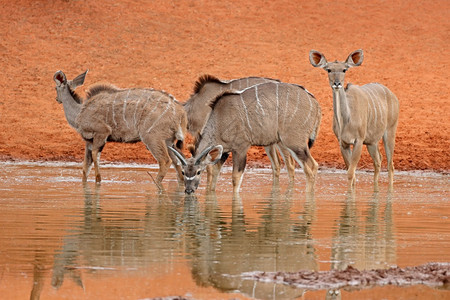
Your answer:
[308,106,322,149]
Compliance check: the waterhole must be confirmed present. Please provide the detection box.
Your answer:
[0,162,448,299]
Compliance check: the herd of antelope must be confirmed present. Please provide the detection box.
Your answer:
[53,50,399,194]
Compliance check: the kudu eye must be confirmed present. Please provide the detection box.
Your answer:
[327,69,332,73]
[196,170,201,175]
[181,171,185,176]
[343,69,347,73]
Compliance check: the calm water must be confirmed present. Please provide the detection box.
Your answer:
[0,162,448,299]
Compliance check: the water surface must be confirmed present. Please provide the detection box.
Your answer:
[0,162,448,299]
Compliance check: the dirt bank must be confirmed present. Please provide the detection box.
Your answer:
[1,0,449,172]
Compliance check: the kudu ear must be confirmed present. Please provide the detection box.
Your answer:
[203,145,223,165]
[69,70,88,89]
[309,50,327,68]
[168,146,187,166]
[53,70,67,86]
[346,50,364,67]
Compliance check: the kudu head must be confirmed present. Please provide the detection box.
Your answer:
[53,70,88,103]
[309,50,364,90]
[169,145,223,194]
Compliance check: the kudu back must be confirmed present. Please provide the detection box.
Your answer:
[309,50,399,189]
[53,70,187,185]
[184,75,296,189]
[171,81,322,194]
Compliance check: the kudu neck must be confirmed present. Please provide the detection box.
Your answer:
[61,88,82,129]
[332,87,350,139]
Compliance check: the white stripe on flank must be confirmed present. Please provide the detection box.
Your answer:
[363,85,378,125]
[136,96,152,126]
[288,87,300,123]
[134,97,142,127]
[373,85,386,121]
[381,86,393,120]
[147,96,172,132]
[112,93,118,127]
[283,87,290,127]
[240,94,253,132]
[123,90,131,127]
[255,85,266,116]
[301,91,312,127]
[370,85,384,121]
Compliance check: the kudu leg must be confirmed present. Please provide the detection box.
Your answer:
[91,148,102,183]
[231,150,248,194]
[208,152,229,191]
[303,152,318,193]
[383,126,397,186]
[82,143,94,182]
[277,144,296,182]
[347,140,364,189]
[339,143,352,169]
[264,145,281,183]
[167,147,184,185]
[145,139,172,186]
[367,144,382,190]
[208,164,221,191]
[286,147,317,192]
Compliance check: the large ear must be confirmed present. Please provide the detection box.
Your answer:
[53,70,67,86]
[309,50,327,68]
[203,145,223,165]
[346,49,364,67]
[68,70,88,89]
[168,146,187,166]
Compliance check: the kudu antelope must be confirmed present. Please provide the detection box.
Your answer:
[53,70,187,186]
[309,50,399,188]
[170,81,321,194]
[184,75,296,189]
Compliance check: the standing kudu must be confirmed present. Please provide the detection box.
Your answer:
[184,75,296,189]
[53,70,187,186]
[309,50,399,189]
[171,82,321,194]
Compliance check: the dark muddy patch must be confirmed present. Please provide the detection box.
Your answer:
[242,263,450,291]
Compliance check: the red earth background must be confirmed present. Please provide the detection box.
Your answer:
[1,0,449,173]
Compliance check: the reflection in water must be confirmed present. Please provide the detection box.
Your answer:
[30,250,46,300]
[186,184,318,299]
[1,163,447,299]
[326,188,396,299]
[51,184,186,293]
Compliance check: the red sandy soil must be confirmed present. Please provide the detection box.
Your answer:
[1,0,449,172]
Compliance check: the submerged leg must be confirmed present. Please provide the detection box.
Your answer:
[286,146,317,192]
[145,138,172,186]
[340,142,352,169]
[367,144,382,190]
[231,149,248,194]
[383,124,397,186]
[209,152,229,191]
[347,140,364,190]
[82,142,93,183]
[277,144,296,182]
[91,148,102,183]
[265,145,281,183]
